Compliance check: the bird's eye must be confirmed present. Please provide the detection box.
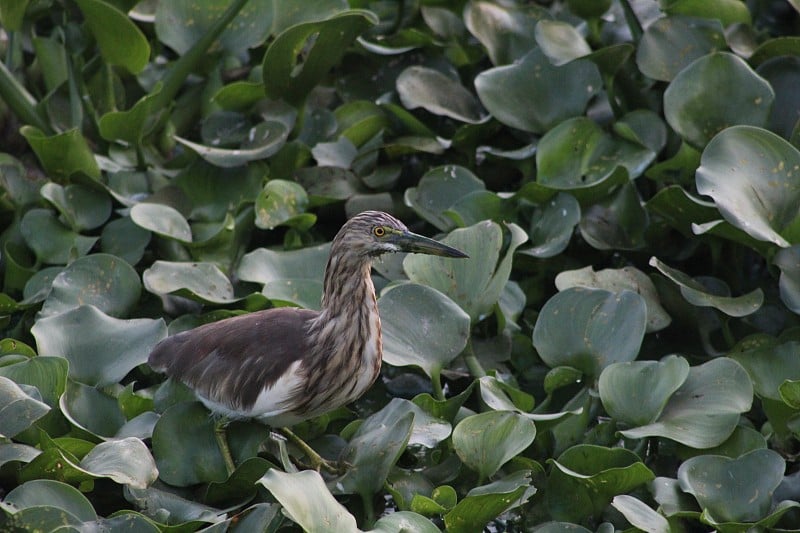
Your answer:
[373,226,385,237]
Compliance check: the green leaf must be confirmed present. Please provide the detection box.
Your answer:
[78,438,158,489]
[75,0,150,73]
[520,193,581,259]
[255,179,311,230]
[396,66,485,123]
[532,288,647,377]
[20,127,100,180]
[730,341,800,401]
[475,49,601,133]
[336,403,415,495]
[130,203,192,243]
[143,261,235,304]
[464,1,546,64]
[535,20,592,65]
[452,411,536,479]
[619,357,753,448]
[175,120,289,168]
[537,117,655,187]
[258,469,359,531]
[636,16,725,82]
[0,376,50,437]
[39,254,142,319]
[547,445,655,523]
[599,355,690,426]
[155,0,273,55]
[40,183,111,232]
[151,402,229,486]
[59,380,126,438]
[380,283,470,379]
[236,243,329,309]
[0,356,68,407]
[444,470,535,533]
[696,125,800,247]
[664,53,773,148]
[678,449,784,523]
[404,221,528,322]
[4,479,96,522]
[555,265,671,332]
[650,257,764,317]
[372,511,440,533]
[404,165,486,231]
[98,87,165,144]
[663,0,752,26]
[32,305,166,387]
[262,10,378,105]
[20,209,98,265]
[611,494,670,533]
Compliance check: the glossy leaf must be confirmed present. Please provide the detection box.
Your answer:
[636,16,725,82]
[130,203,192,243]
[404,165,486,231]
[255,179,310,230]
[611,494,670,533]
[547,445,655,523]
[32,305,166,387]
[520,193,581,259]
[404,221,528,322]
[20,127,100,180]
[599,356,690,426]
[78,438,158,489]
[444,470,535,533]
[0,376,50,437]
[696,125,800,248]
[262,10,378,105]
[40,183,111,232]
[75,0,149,73]
[258,469,359,531]
[3,479,96,522]
[555,266,671,332]
[155,0,272,55]
[236,243,329,309]
[620,357,753,448]
[38,254,141,319]
[143,261,235,304]
[475,49,601,133]
[650,257,764,317]
[396,66,484,123]
[678,449,784,523]
[664,53,774,148]
[151,402,229,486]
[336,403,414,495]
[175,121,289,168]
[464,1,546,65]
[20,209,98,265]
[532,288,647,377]
[380,283,470,379]
[452,411,536,479]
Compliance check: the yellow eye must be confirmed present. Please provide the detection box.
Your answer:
[373,226,385,237]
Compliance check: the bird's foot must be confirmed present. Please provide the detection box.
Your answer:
[275,427,348,475]
[298,455,347,475]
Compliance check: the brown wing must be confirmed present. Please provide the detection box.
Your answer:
[148,307,318,411]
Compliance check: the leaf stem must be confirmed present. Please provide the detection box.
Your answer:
[463,337,486,378]
[431,366,445,401]
[0,60,52,133]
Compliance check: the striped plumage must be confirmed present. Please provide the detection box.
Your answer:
[148,211,467,429]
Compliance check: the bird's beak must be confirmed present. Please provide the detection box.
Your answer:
[394,231,469,258]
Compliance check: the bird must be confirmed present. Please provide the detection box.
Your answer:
[148,210,468,474]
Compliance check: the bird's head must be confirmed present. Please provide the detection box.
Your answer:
[337,211,468,259]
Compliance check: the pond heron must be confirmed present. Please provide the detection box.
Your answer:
[148,211,467,473]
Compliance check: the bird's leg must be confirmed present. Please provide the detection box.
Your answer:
[213,418,236,475]
[278,427,343,474]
